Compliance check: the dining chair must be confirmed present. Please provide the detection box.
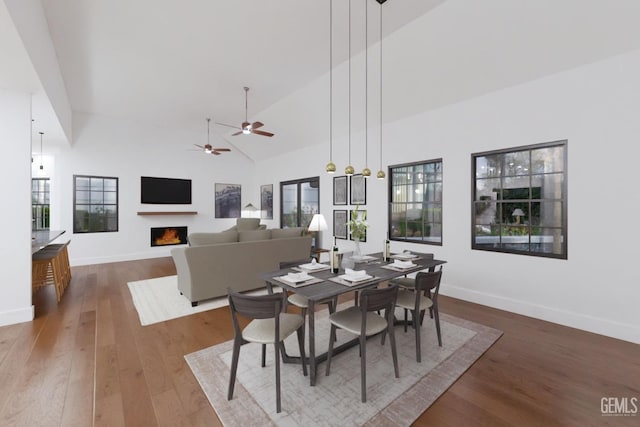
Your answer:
[390,268,443,363]
[227,289,307,413]
[325,285,399,403]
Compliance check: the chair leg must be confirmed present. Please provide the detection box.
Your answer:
[296,326,308,376]
[360,333,367,403]
[261,344,266,367]
[227,338,242,400]
[414,309,422,363]
[434,307,442,347]
[274,342,281,413]
[325,324,336,376]
[403,308,408,332]
[388,323,400,378]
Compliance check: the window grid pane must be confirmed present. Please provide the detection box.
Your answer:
[73,175,119,233]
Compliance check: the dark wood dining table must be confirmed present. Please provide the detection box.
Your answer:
[263,252,446,386]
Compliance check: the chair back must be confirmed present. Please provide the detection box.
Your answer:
[227,290,286,337]
[415,268,443,303]
[359,285,398,314]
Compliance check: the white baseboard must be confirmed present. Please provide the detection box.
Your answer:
[441,283,640,344]
[0,305,34,327]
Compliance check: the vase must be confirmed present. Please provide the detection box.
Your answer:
[353,237,362,258]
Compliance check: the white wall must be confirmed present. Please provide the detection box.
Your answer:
[54,113,257,265]
[0,89,34,326]
[256,49,640,344]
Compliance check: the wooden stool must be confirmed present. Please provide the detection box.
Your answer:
[32,242,70,302]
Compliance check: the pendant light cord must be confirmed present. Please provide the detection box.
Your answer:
[365,0,368,169]
[379,2,383,171]
[330,0,333,162]
[348,0,352,167]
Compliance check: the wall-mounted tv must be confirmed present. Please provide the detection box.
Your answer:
[141,176,192,204]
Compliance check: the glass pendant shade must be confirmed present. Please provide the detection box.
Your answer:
[362,167,371,178]
[326,161,336,173]
[376,169,386,179]
[345,165,355,175]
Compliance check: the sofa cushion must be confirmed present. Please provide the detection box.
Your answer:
[188,231,238,246]
[271,227,304,239]
[238,229,272,242]
[236,218,262,231]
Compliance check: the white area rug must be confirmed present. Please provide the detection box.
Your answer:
[127,275,269,326]
[185,305,502,426]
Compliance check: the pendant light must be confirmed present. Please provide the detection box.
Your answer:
[362,0,371,178]
[39,132,44,170]
[344,0,355,176]
[376,0,386,180]
[326,0,336,173]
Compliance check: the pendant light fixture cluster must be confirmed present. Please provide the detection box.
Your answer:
[325,0,387,180]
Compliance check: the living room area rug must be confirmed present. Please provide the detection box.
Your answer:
[185,305,502,426]
[127,275,270,326]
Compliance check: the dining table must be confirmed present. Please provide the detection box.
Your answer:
[263,251,447,386]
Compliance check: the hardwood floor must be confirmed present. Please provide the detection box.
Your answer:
[1,257,638,426]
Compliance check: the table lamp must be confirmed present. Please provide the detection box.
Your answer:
[242,203,259,218]
[512,208,525,224]
[308,213,328,249]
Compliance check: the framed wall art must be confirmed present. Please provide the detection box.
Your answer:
[349,174,366,205]
[215,183,241,218]
[333,176,347,205]
[260,184,273,219]
[333,210,348,239]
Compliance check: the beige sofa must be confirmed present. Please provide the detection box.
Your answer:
[170,223,311,306]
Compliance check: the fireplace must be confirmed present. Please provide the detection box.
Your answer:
[150,226,188,247]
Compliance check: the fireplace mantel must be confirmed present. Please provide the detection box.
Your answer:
[137,211,198,216]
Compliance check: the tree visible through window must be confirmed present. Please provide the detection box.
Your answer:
[389,159,443,245]
[472,140,567,259]
[73,175,119,233]
[32,178,50,230]
[280,177,319,229]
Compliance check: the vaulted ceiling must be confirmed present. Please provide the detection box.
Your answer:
[5,0,640,160]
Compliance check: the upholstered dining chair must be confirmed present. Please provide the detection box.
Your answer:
[325,285,399,403]
[227,289,307,413]
[390,268,443,363]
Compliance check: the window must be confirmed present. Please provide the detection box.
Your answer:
[280,177,319,228]
[73,175,119,233]
[32,178,50,230]
[472,140,567,259]
[389,159,443,245]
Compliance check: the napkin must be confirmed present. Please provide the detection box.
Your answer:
[345,268,367,278]
[285,272,313,283]
[393,259,415,268]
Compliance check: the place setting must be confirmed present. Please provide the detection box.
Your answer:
[382,258,420,272]
[329,267,377,287]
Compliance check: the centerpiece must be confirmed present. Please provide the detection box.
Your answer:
[348,206,368,258]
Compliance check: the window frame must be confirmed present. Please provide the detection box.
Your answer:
[73,174,119,234]
[471,140,568,259]
[388,158,443,246]
[279,176,320,229]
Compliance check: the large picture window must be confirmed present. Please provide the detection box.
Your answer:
[73,175,119,233]
[32,178,50,230]
[280,177,319,229]
[472,140,567,259]
[389,159,443,245]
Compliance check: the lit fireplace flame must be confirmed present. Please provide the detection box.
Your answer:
[155,228,181,245]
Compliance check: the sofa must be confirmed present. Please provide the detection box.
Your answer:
[170,220,312,306]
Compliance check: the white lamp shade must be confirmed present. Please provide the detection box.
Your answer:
[512,208,525,217]
[308,214,328,232]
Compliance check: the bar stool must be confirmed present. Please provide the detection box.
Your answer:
[32,241,71,302]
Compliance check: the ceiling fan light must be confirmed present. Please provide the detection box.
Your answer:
[376,169,386,180]
[362,167,371,178]
[242,128,251,135]
[326,161,336,173]
[345,165,355,176]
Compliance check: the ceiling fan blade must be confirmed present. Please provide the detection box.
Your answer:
[211,151,222,155]
[212,148,231,152]
[252,129,274,137]
[216,122,242,130]
[194,144,205,149]
[251,121,264,130]
[231,131,243,136]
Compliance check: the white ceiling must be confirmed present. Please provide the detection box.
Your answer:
[6,0,640,160]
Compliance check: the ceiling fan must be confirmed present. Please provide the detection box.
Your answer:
[216,87,274,137]
[193,118,231,155]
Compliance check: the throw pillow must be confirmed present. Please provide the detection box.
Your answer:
[236,218,261,231]
[238,229,272,242]
[271,227,304,239]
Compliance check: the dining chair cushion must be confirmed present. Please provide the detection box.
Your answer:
[395,289,433,311]
[389,277,416,289]
[242,313,304,344]
[288,293,309,308]
[329,306,388,336]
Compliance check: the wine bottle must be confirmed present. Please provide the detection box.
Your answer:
[384,233,391,261]
[331,237,339,274]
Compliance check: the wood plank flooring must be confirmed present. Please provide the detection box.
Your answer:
[0,257,638,426]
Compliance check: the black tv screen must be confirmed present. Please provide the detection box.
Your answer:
[141,176,192,204]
